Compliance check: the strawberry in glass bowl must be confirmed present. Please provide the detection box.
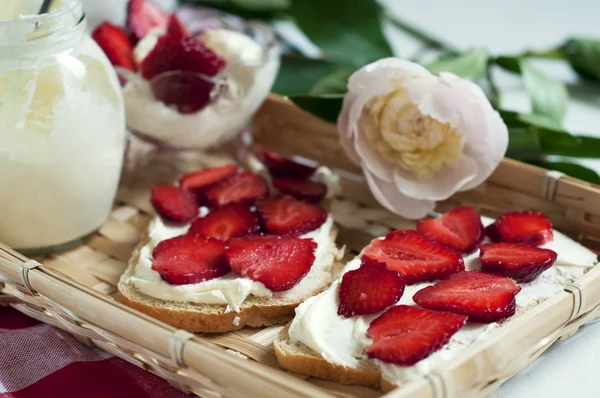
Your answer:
[92,0,280,150]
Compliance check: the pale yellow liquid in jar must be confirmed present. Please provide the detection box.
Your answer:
[0,26,126,249]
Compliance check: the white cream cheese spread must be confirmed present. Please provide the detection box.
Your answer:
[127,207,338,313]
[288,216,598,384]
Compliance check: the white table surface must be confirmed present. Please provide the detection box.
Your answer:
[82,1,600,396]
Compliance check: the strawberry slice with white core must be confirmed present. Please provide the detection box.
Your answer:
[479,243,557,283]
[188,203,260,241]
[366,305,467,366]
[205,172,268,208]
[257,195,328,236]
[179,165,238,194]
[92,22,136,71]
[257,151,316,179]
[412,271,522,323]
[417,206,484,254]
[226,235,317,292]
[152,235,229,285]
[337,258,405,318]
[272,178,327,203]
[150,185,198,223]
[495,210,553,246]
[126,0,168,44]
[362,230,465,285]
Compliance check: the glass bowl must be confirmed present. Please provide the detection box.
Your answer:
[118,8,280,151]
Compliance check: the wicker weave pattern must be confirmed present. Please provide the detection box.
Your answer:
[1,95,600,398]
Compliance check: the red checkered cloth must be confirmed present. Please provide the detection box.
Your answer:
[0,307,189,398]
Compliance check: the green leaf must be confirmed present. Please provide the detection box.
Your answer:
[182,0,287,19]
[273,56,350,96]
[520,61,569,123]
[539,131,600,158]
[506,127,543,160]
[310,68,353,95]
[426,47,489,80]
[530,161,600,185]
[562,38,600,82]
[289,0,393,66]
[289,94,344,123]
[493,56,521,73]
[518,113,565,131]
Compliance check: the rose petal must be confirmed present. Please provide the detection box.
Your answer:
[355,128,396,182]
[392,155,478,201]
[337,93,362,166]
[364,170,435,219]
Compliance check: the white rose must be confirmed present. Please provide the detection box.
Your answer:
[338,58,508,219]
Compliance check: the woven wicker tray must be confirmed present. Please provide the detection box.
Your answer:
[2,95,600,398]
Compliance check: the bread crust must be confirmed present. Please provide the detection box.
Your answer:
[118,226,340,333]
[273,325,381,387]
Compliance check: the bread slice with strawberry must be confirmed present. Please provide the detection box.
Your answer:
[275,206,598,391]
[118,158,344,333]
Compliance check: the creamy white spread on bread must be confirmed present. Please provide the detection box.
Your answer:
[288,216,598,384]
[127,207,339,313]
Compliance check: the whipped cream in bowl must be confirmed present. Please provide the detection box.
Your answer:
[122,16,280,150]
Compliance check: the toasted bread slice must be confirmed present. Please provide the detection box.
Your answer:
[118,226,341,333]
[273,324,381,387]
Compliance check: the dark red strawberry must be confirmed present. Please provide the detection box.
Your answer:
[337,258,405,318]
[226,235,317,291]
[188,203,260,241]
[92,22,136,71]
[412,271,522,323]
[366,305,467,366]
[179,165,238,194]
[485,222,501,242]
[140,34,226,80]
[126,0,168,44]
[417,206,484,254]
[495,211,553,246]
[272,178,327,203]
[150,71,214,114]
[257,196,328,236]
[204,172,268,208]
[362,230,464,285]
[167,13,189,37]
[150,185,198,223]
[152,235,229,285]
[479,243,557,283]
[257,151,316,179]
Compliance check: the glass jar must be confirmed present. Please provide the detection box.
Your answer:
[0,0,127,254]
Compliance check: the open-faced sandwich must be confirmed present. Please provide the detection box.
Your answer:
[118,153,343,333]
[274,206,598,390]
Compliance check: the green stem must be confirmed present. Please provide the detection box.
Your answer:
[485,63,501,108]
[383,10,460,55]
[522,48,565,60]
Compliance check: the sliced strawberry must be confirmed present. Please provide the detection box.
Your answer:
[150,71,214,114]
[362,230,464,285]
[495,211,553,246]
[167,13,190,37]
[204,172,268,208]
[188,203,260,241]
[150,185,198,223]
[417,206,484,254]
[366,305,467,366]
[226,235,317,291]
[179,165,238,194]
[337,258,405,318]
[272,178,327,203]
[479,243,557,283]
[257,151,316,179]
[485,222,501,242]
[126,0,169,44]
[92,22,136,71]
[152,235,229,285]
[257,196,328,236]
[412,271,522,323]
[140,34,226,80]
